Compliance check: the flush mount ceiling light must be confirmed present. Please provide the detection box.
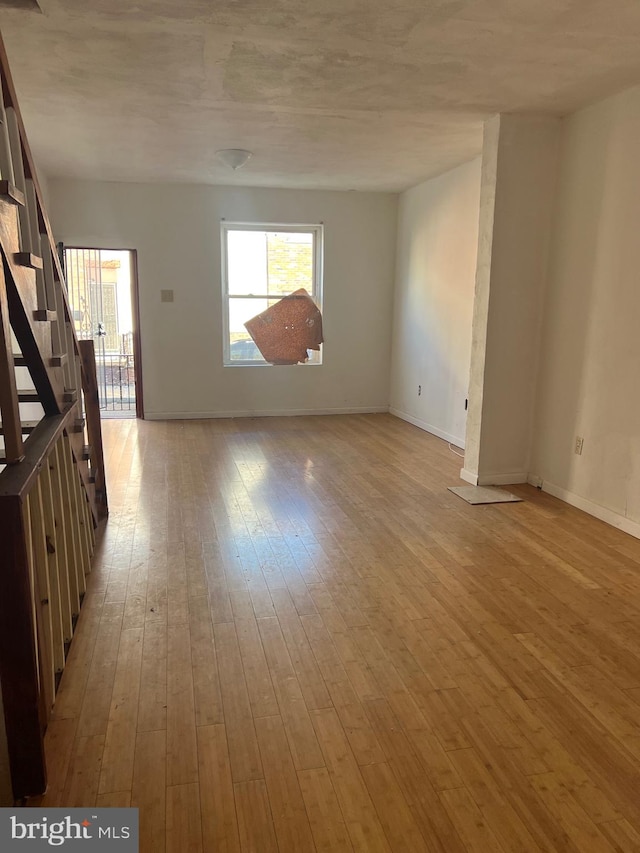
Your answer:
[215,148,253,170]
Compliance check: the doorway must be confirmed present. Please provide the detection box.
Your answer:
[63,248,143,418]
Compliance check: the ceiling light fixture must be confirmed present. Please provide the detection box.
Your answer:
[215,148,253,170]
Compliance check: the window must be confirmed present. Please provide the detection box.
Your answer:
[221,223,323,366]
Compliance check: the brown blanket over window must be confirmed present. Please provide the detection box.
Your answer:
[244,288,323,365]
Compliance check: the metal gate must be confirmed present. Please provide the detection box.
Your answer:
[63,248,136,415]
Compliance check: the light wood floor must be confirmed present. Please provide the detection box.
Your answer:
[32,413,640,852]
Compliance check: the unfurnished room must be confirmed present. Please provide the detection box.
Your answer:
[1,1,640,851]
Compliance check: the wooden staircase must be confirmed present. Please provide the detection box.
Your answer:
[0,32,108,799]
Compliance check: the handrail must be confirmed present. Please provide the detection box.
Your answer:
[0,412,74,798]
[0,408,97,798]
[0,408,75,499]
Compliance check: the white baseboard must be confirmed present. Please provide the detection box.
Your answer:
[144,406,389,421]
[540,479,640,541]
[459,468,528,486]
[389,408,465,449]
[477,472,529,486]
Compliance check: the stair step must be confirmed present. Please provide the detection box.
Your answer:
[63,389,78,404]
[70,418,85,433]
[82,445,92,461]
[13,352,68,368]
[17,388,39,402]
[33,310,57,322]
[0,180,25,206]
[15,252,44,270]
[0,420,39,435]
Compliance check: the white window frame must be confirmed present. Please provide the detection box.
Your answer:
[221,221,324,366]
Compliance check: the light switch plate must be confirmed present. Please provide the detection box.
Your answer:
[160,289,174,303]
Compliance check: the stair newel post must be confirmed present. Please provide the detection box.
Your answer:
[78,339,108,519]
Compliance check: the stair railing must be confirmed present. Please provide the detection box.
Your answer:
[0,29,108,799]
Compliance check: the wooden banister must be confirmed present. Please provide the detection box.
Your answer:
[0,408,74,499]
[0,408,97,798]
[0,28,107,802]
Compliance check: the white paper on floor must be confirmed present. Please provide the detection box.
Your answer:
[448,485,523,505]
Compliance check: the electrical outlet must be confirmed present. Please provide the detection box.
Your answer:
[418,385,421,396]
[575,436,584,455]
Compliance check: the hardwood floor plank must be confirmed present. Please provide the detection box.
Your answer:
[197,724,241,853]
[527,772,618,853]
[166,623,199,786]
[298,766,354,853]
[99,626,143,794]
[311,707,392,853]
[74,601,124,738]
[189,595,223,726]
[360,761,431,853]
[255,714,317,852]
[235,615,280,719]
[60,734,105,808]
[32,718,77,807]
[96,791,132,807]
[214,621,264,782]
[447,746,545,853]
[50,591,105,721]
[439,785,509,853]
[132,730,166,853]
[40,415,640,852]
[137,620,168,732]
[234,779,279,853]
[166,783,203,853]
[258,615,325,771]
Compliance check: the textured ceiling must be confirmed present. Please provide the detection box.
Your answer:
[2,0,640,191]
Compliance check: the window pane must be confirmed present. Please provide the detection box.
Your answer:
[226,230,314,297]
[228,297,275,362]
[266,232,313,297]
[223,224,322,366]
[227,231,268,296]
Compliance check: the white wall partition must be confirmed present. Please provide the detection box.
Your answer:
[49,181,398,419]
[531,83,640,535]
[390,158,481,447]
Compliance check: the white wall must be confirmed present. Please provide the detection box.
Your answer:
[464,115,561,485]
[532,84,640,535]
[49,180,398,418]
[389,158,481,446]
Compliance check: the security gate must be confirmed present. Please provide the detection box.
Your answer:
[63,248,137,415]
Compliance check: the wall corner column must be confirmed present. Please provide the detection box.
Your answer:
[463,113,561,485]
